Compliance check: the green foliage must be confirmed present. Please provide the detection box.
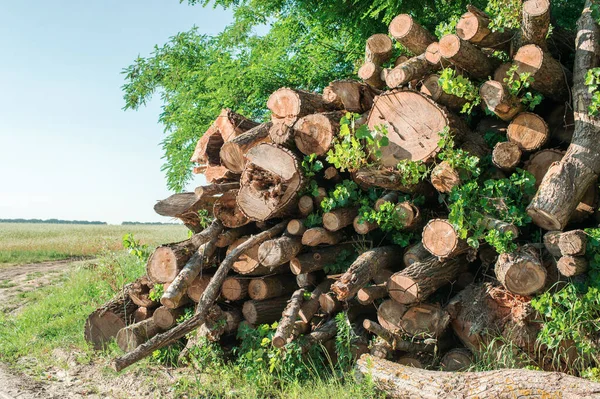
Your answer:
[438,68,481,114]
[485,0,522,31]
[483,129,508,148]
[326,113,389,172]
[320,180,379,213]
[448,169,536,252]
[302,154,324,178]
[122,233,151,262]
[197,209,213,229]
[359,201,407,232]
[504,65,543,110]
[435,15,459,38]
[304,213,323,228]
[585,67,600,117]
[334,312,358,372]
[148,283,164,302]
[437,128,481,178]
[151,343,184,367]
[395,160,431,186]
[323,250,358,274]
[593,1,600,24]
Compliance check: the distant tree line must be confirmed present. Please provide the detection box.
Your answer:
[0,218,107,225]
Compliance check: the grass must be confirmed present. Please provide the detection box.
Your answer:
[0,223,188,265]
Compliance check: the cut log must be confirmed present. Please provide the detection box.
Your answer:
[187,274,213,302]
[385,54,436,89]
[377,300,450,338]
[133,307,154,323]
[495,246,547,295]
[388,14,436,54]
[356,355,600,399]
[456,5,514,49]
[272,288,305,348]
[387,256,462,305]
[298,195,314,216]
[494,62,515,82]
[513,45,570,101]
[84,286,137,350]
[147,241,200,284]
[480,80,525,122]
[375,192,399,210]
[301,227,344,246]
[322,80,379,113]
[116,319,163,352]
[556,229,587,256]
[214,108,259,142]
[268,120,296,146]
[237,143,304,221]
[298,279,333,324]
[204,165,239,184]
[365,34,393,65]
[154,192,218,231]
[324,166,340,182]
[363,319,440,353]
[191,125,223,166]
[507,112,549,151]
[517,0,551,52]
[353,216,378,235]
[557,256,589,277]
[221,276,249,301]
[396,353,434,369]
[129,276,158,308]
[421,219,469,260]
[161,232,220,309]
[357,284,388,305]
[286,219,307,236]
[323,207,359,232]
[353,167,435,195]
[153,306,186,330]
[195,182,240,199]
[219,122,272,173]
[421,74,468,111]
[492,141,522,172]
[425,42,442,67]
[403,242,430,267]
[318,292,342,314]
[228,236,266,276]
[296,272,320,288]
[332,246,403,301]
[242,296,290,325]
[430,161,462,194]
[439,34,499,79]
[267,88,334,126]
[215,225,254,248]
[248,275,298,300]
[258,235,303,268]
[290,245,354,275]
[358,62,385,89]
[524,149,565,189]
[112,221,287,371]
[294,111,344,156]
[440,348,474,371]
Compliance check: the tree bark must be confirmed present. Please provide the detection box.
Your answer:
[153,306,186,330]
[258,235,303,268]
[358,62,385,89]
[439,34,499,79]
[385,54,437,89]
[421,74,468,111]
[298,279,333,324]
[357,284,387,305]
[296,272,321,288]
[507,112,550,151]
[221,276,250,301]
[430,161,462,193]
[403,242,431,267]
[495,246,547,295]
[365,34,393,65]
[355,355,600,399]
[353,167,436,195]
[323,206,359,232]
[242,296,290,325]
[219,122,272,173]
[322,80,379,113]
[363,319,441,353]
[456,5,514,50]
[480,80,525,122]
[112,221,287,371]
[557,255,589,277]
[153,192,218,231]
[301,227,344,246]
[514,44,571,101]
[377,300,450,338]
[187,274,213,302]
[267,88,335,126]
[248,275,298,300]
[332,246,403,301]
[238,143,305,221]
[204,165,240,184]
[215,225,254,248]
[375,192,399,210]
[294,111,344,156]
[116,319,163,352]
[272,288,305,348]
[290,245,354,275]
[214,108,259,142]
[387,256,463,304]
[492,141,522,172]
[422,219,469,260]
[389,14,436,54]
[515,0,551,52]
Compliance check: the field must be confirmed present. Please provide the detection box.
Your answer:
[0,223,189,266]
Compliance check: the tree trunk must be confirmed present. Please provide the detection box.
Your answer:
[545,229,587,257]
[323,207,359,232]
[385,54,437,89]
[221,276,250,301]
[237,143,305,221]
[421,74,468,111]
[322,80,379,113]
[116,319,163,352]
[430,161,462,193]
[358,62,385,89]
[248,275,298,300]
[403,242,431,267]
[258,235,303,268]
[439,34,499,79]
[356,355,600,399]
[112,221,287,371]
[388,14,436,54]
[353,216,379,235]
[301,227,344,246]
[290,245,353,275]
[507,112,550,151]
[294,111,344,156]
[377,300,450,338]
[495,246,547,295]
[242,296,290,325]
[387,256,463,304]
[153,306,186,330]
[480,80,525,121]
[422,219,469,260]
[187,274,213,302]
[332,246,403,301]
[129,276,158,308]
[286,219,307,236]
[492,141,522,172]
[357,284,388,305]
[272,288,305,348]
[515,0,551,52]
[191,125,223,166]
[161,233,220,309]
[214,108,259,142]
[557,256,588,277]
[365,34,393,65]
[514,44,570,101]
[219,122,272,173]
[440,348,474,371]
[456,6,514,50]
[84,286,137,350]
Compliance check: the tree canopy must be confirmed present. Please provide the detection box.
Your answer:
[122,0,584,192]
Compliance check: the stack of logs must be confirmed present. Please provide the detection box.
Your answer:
[83,0,600,394]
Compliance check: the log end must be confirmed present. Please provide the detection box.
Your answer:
[389,14,414,39]
[387,274,420,304]
[146,247,179,284]
[439,34,461,58]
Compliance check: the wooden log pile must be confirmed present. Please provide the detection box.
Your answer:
[83,0,600,392]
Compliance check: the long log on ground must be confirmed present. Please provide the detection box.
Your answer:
[160,230,221,309]
[385,54,437,89]
[242,296,290,325]
[557,255,589,277]
[219,122,272,173]
[456,5,514,50]
[214,108,259,142]
[237,143,305,221]
[495,246,546,296]
[507,112,549,152]
[301,227,344,246]
[365,34,393,65]
[389,14,436,54]
[355,354,600,399]
[258,235,303,268]
[272,288,305,348]
[422,219,469,260]
[421,74,468,111]
[116,319,163,352]
[186,274,213,302]
[129,276,158,308]
[387,256,463,304]
[377,300,450,338]
[480,80,524,122]
[513,44,570,101]
[527,0,600,230]
[322,80,378,113]
[439,34,499,79]
[294,111,344,156]
[112,221,287,371]
[492,141,522,172]
[544,229,587,257]
[332,246,403,301]
[248,275,298,300]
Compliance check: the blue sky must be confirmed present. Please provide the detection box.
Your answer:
[0,1,232,224]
